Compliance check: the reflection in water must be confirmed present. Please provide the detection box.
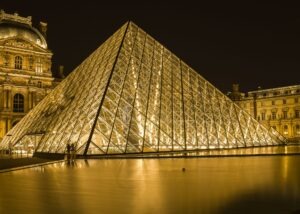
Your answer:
[0,156,300,213]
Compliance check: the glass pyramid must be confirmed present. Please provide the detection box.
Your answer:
[0,22,286,156]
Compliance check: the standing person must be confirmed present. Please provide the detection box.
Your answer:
[8,142,12,158]
[70,143,76,161]
[66,143,71,161]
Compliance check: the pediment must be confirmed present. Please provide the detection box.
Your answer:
[0,37,49,53]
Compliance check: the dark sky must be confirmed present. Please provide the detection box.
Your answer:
[1,1,300,93]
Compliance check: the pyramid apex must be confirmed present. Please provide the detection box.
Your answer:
[125,20,135,27]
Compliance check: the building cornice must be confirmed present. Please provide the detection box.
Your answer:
[0,71,54,81]
[0,10,32,26]
[248,85,300,94]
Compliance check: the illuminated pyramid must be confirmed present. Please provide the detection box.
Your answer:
[0,22,286,156]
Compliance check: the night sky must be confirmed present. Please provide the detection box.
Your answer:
[1,1,300,93]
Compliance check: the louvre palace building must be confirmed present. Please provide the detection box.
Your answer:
[0,10,61,141]
[229,84,300,143]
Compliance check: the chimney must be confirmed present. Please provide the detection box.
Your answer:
[230,83,241,101]
[39,21,48,38]
[232,84,239,93]
[59,65,65,78]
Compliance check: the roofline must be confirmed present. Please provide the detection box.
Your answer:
[248,85,300,94]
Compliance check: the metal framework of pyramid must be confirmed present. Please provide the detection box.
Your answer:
[0,22,286,156]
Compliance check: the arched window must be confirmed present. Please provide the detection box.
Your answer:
[15,56,23,69]
[12,120,20,127]
[13,94,24,112]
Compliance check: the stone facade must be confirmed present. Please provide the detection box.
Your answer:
[0,10,60,140]
[229,84,300,142]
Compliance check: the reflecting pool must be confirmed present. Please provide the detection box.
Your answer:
[1,156,300,214]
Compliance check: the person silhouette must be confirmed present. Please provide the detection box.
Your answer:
[70,143,76,161]
[66,143,71,161]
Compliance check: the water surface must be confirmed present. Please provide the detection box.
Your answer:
[0,156,300,214]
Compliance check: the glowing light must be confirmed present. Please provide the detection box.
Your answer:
[0,22,286,156]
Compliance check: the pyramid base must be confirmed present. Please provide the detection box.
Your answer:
[32,144,290,159]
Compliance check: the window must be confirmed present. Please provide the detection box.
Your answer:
[295,110,300,118]
[283,125,288,135]
[15,56,22,69]
[29,56,34,70]
[295,98,299,103]
[272,112,276,120]
[296,125,300,135]
[272,100,275,105]
[261,112,266,120]
[37,81,42,88]
[283,111,288,119]
[12,121,20,127]
[283,99,286,104]
[36,58,43,74]
[13,94,24,112]
[4,53,9,66]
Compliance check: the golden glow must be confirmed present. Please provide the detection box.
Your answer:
[0,22,286,155]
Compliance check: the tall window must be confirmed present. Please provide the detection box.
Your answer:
[283,111,288,119]
[37,81,42,88]
[13,94,24,112]
[28,56,34,70]
[272,100,275,105]
[295,110,300,118]
[15,56,23,69]
[261,112,266,120]
[36,58,43,74]
[295,98,299,104]
[272,112,276,120]
[283,99,286,104]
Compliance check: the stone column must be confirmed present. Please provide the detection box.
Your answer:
[3,89,7,109]
[5,119,11,134]
[32,91,36,108]
[7,89,12,110]
[7,119,11,131]
[3,86,12,111]
[28,88,36,110]
[28,91,32,110]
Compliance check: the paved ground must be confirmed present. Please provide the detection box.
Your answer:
[0,157,62,171]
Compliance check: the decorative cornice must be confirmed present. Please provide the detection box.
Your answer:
[0,10,32,26]
[0,71,54,80]
[0,41,52,55]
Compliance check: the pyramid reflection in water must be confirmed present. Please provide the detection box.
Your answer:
[0,22,286,155]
